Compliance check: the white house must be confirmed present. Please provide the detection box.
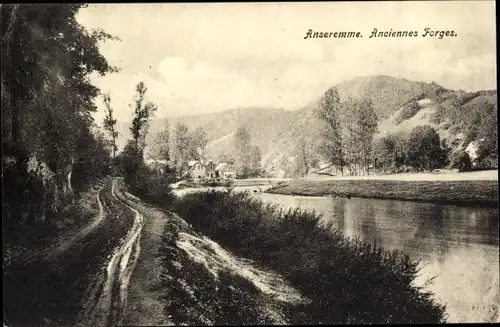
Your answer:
[188,160,205,179]
[187,159,217,179]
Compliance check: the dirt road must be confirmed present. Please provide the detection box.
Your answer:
[4,178,141,327]
[4,178,309,326]
[119,185,310,326]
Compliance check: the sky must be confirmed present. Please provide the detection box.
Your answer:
[76,1,497,123]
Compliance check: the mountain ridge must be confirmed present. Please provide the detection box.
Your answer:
[114,75,497,177]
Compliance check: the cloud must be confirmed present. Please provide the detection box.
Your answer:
[79,2,496,123]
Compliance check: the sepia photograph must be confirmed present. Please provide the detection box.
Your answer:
[2,1,498,326]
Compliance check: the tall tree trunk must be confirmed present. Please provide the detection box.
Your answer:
[111,125,116,158]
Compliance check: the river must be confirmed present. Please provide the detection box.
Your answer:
[173,185,499,323]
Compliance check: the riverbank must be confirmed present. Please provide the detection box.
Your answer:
[172,178,289,190]
[266,179,498,208]
[171,190,447,324]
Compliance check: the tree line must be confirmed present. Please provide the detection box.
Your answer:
[2,4,118,242]
[147,121,262,180]
[313,88,379,176]
[151,120,208,179]
[307,87,495,176]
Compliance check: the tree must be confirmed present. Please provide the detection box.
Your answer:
[127,82,157,188]
[355,99,378,175]
[72,127,112,192]
[150,119,176,177]
[189,126,208,161]
[373,134,411,173]
[373,136,396,173]
[317,88,344,174]
[406,125,446,171]
[156,120,171,161]
[341,97,379,176]
[102,92,119,158]
[396,100,420,124]
[449,150,472,171]
[343,97,361,176]
[234,126,252,178]
[118,140,144,191]
[475,104,498,168]
[2,4,118,232]
[218,154,235,165]
[130,82,157,154]
[293,139,310,177]
[438,139,452,168]
[172,122,191,177]
[250,145,262,177]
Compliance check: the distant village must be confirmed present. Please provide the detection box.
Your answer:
[145,158,236,181]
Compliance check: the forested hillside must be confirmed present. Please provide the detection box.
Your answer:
[2,4,118,262]
[129,75,497,177]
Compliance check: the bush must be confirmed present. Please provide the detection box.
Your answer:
[130,164,175,206]
[449,151,472,171]
[172,190,447,324]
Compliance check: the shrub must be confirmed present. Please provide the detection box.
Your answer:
[172,190,447,324]
[130,164,175,206]
[449,151,472,171]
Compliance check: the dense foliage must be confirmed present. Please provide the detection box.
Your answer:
[317,89,379,176]
[373,125,466,173]
[117,139,175,206]
[113,81,178,205]
[233,126,263,178]
[2,4,117,247]
[172,190,448,324]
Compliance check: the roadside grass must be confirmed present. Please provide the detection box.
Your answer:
[157,218,280,325]
[266,179,498,208]
[171,190,448,324]
[4,178,105,267]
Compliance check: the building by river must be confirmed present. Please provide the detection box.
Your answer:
[187,159,236,180]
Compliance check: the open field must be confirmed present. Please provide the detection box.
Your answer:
[267,176,498,208]
[304,170,498,181]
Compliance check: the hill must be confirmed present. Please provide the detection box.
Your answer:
[115,75,497,177]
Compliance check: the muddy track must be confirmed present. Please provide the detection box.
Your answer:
[118,191,311,326]
[4,178,143,327]
[5,178,311,326]
[76,179,145,327]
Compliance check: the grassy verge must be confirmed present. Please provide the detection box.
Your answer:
[155,211,286,325]
[171,190,448,324]
[3,179,105,267]
[266,179,498,208]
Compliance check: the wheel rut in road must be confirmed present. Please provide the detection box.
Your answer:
[77,178,145,327]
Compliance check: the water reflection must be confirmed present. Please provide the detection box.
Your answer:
[251,192,499,323]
